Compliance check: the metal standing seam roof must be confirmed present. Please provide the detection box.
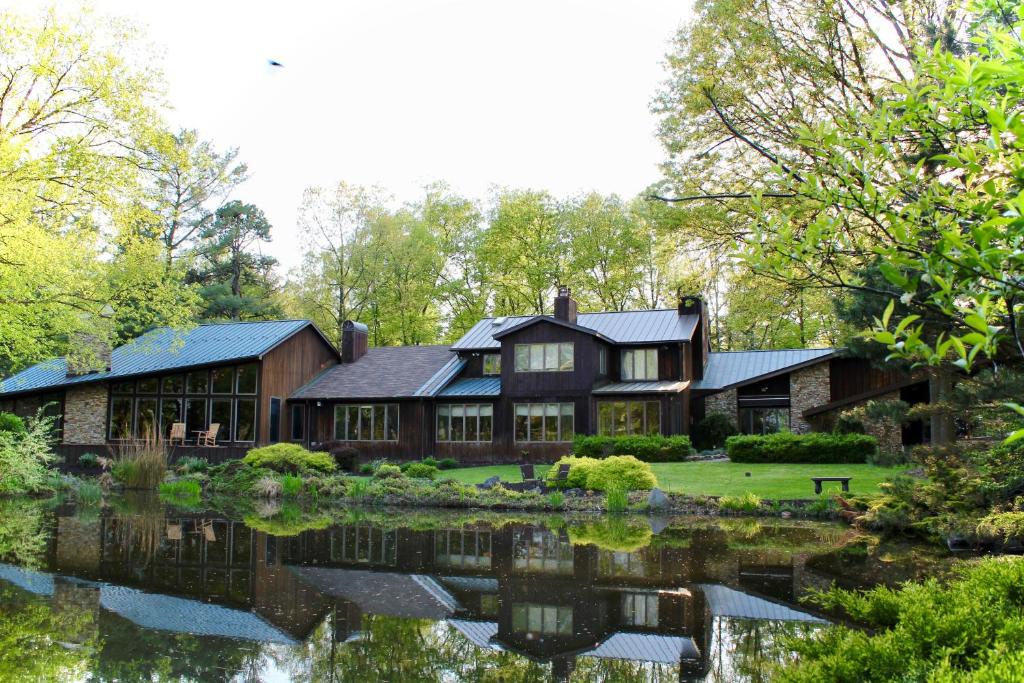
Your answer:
[437,377,502,397]
[414,355,467,397]
[0,319,323,397]
[700,584,828,623]
[691,349,838,391]
[592,380,690,394]
[451,310,701,350]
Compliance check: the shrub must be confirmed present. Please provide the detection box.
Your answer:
[438,458,458,470]
[573,434,693,462]
[176,456,210,474]
[78,452,100,468]
[546,456,601,489]
[421,456,439,468]
[112,431,169,489]
[404,463,440,480]
[0,410,58,494]
[726,432,877,463]
[975,512,1024,541]
[358,463,375,475]
[243,443,336,474]
[547,455,657,492]
[719,492,762,513]
[0,412,26,434]
[692,412,738,451]
[373,464,403,479]
[254,476,283,498]
[332,446,359,471]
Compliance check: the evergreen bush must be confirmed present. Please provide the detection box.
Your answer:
[243,443,336,474]
[726,432,877,463]
[572,434,693,461]
[546,454,656,491]
[692,412,738,450]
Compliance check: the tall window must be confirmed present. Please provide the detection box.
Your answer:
[621,348,658,381]
[291,404,305,441]
[514,402,574,442]
[512,528,574,574]
[597,400,660,436]
[482,353,501,375]
[514,343,574,372]
[599,347,608,375]
[437,404,493,442]
[739,406,789,434]
[331,524,397,566]
[334,403,399,441]
[621,592,659,628]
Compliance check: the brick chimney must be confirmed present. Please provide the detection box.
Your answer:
[340,320,369,363]
[553,285,577,325]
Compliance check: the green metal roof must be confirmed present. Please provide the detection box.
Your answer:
[437,377,502,397]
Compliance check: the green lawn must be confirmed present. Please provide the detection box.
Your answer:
[442,461,909,499]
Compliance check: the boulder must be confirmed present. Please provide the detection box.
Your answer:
[647,488,669,510]
[480,476,501,490]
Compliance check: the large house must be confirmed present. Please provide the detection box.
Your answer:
[0,289,927,464]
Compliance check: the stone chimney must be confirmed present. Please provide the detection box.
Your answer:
[678,294,703,316]
[340,320,369,363]
[553,285,577,325]
[65,332,113,377]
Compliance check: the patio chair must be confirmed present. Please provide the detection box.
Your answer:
[520,463,537,482]
[195,423,220,447]
[166,523,182,541]
[554,463,571,483]
[168,422,186,446]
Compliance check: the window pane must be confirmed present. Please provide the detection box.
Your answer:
[437,405,450,441]
[162,375,184,394]
[614,401,627,436]
[598,402,612,436]
[211,399,233,442]
[560,403,574,441]
[544,404,558,441]
[236,364,258,394]
[515,345,529,372]
[559,343,573,371]
[110,398,132,439]
[479,405,493,441]
[515,405,529,441]
[483,354,500,375]
[451,405,465,441]
[529,404,544,441]
[622,351,633,381]
[186,371,208,394]
[186,399,208,435]
[347,406,359,440]
[465,404,478,441]
[291,404,304,440]
[161,399,182,438]
[544,344,558,371]
[634,350,646,380]
[530,345,545,371]
[111,381,134,394]
[360,407,372,441]
[136,399,158,438]
[211,367,234,394]
[137,378,158,394]
[628,401,644,434]
[645,401,661,435]
[599,347,607,374]
[646,349,658,379]
[373,405,386,440]
[235,400,256,441]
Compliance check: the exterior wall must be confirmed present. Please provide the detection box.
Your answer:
[63,384,107,445]
[311,399,428,462]
[790,363,830,433]
[808,390,905,455]
[704,388,738,427]
[259,327,338,445]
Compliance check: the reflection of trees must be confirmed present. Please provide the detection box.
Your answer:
[0,585,94,682]
[0,498,51,568]
[707,618,820,683]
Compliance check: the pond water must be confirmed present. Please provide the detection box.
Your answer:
[0,495,953,682]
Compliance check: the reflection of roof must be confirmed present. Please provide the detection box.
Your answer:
[452,310,701,350]
[437,377,502,397]
[692,349,837,391]
[290,346,455,399]
[0,320,327,397]
[700,584,827,623]
[450,619,500,649]
[587,632,701,664]
[593,380,689,394]
[0,563,54,595]
[439,576,499,592]
[287,567,459,619]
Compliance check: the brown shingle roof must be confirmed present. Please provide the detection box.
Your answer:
[290,345,454,400]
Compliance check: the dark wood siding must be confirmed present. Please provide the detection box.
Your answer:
[501,322,602,397]
[260,327,338,444]
[829,358,904,402]
[310,399,427,462]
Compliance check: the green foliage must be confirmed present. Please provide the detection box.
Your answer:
[545,456,600,489]
[373,464,403,479]
[205,461,275,497]
[242,443,336,474]
[727,432,877,463]
[77,452,100,468]
[0,412,25,434]
[437,458,458,470]
[158,479,202,507]
[547,491,564,509]
[404,463,440,480]
[567,517,652,552]
[176,456,209,474]
[605,487,628,513]
[719,492,762,513]
[243,504,332,537]
[776,557,1024,682]
[0,410,58,494]
[975,512,1024,542]
[572,434,693,461]
[692,412,738,450]
[73,480,103,505]
[547,455,657,491]
[280,474,303,497]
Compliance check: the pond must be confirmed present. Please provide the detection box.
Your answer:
[0,495,954,682]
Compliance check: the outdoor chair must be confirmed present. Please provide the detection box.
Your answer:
[554,463,571,483]
[166,523,182,541]
[520,463,537,483]
[168,422,186,446]
[195,423,220,447]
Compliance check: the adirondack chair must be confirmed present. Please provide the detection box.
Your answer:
[553,463,571,483]
[520,463,537,483]
[168,422,186,446]
[195,423,220,447]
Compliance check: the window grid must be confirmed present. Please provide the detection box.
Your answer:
[437,404,493,442]
[514,343,574,372]
[514,402,574,442]
[597,400,661,436]
[333,403,400,441]
[621,348,659,381]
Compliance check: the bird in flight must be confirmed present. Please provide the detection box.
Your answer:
[268,59,284,67]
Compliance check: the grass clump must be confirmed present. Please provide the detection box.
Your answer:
[111,431,168,489]
[548,491,564,509]
[243,443,336,474]
[605,487,628,513]
[719,491,762,513]
[280,474,303,498]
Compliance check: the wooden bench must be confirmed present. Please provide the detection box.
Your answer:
[812,476,851,495]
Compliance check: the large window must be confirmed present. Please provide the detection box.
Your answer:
[512,604,573,635]
[514,402,574,442]
[621,348,658,381]
[739,406,789,434]
[514,343,574,372]
[435,529,492,568]
[597,400,661,436]
[330,524,397,566]
[621,592,659,628]
[333,403,399,441]
[290,404,305,441]
[512,528,574,574]
[437,404,493,442]
[483,353,501,375]
[109,398,133,439]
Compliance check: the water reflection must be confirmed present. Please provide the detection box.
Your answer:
[0,498,923,682]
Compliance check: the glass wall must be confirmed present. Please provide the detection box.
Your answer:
[597,400,661,436]
[437,404,493,442]
[514,402,574,442]
[333,403,399,441]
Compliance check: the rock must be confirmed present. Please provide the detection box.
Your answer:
[647,516,670,534]
[780,511,792,519]
[480,476,501,490]
[647,488,669,510]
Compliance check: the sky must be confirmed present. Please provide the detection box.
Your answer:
[52,0,694,271]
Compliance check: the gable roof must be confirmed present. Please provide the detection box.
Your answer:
[491,316,615,344]
[691,348,838,391]
[452,309,700,350]
[290,345,455,400]
[0,320,333,398]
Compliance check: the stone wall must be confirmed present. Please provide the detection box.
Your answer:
[790,362,831,433]
[704,388,738,427]
[63,384,107,445]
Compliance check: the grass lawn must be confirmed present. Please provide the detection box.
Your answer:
[442,461,909,499]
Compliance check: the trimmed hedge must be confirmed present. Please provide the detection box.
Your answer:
[572,434,693,462]
[243,443,337,473]
[726,432,878,463]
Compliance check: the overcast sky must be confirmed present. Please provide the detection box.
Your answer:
[69,1,693,270]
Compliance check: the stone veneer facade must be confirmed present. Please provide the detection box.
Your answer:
[704,387,738,427]
[789,363,831,433]
[63,384,108,445]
